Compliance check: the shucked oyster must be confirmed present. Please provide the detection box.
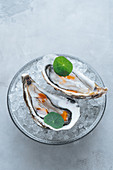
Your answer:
[42,64,108,99]
[22,74,80,131]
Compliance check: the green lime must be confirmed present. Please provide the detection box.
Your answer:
[44,112,64,129]
[53,56,73,76]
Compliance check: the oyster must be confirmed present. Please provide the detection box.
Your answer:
[42,64,108,99]
[22,74,80,131]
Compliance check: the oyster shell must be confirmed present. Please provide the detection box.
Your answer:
[42,64,108,99]
[22,74,80,131]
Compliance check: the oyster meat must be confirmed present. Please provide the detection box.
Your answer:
[22,74,80,131]
[42,64,108,99]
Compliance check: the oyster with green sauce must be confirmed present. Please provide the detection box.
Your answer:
[22,74,80,131]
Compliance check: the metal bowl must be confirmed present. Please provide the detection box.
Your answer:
[7,54,107,145]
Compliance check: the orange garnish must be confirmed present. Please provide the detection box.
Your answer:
[36,93,47,103]
[61,111,68,121]
[66,75,75,80]
[36,107,48,114]
[38,93,47,99]
[59,75,75,85]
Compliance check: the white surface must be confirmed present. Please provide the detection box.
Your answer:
[0,0,113,170]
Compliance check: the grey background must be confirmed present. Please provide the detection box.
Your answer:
[0,0,113,170]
